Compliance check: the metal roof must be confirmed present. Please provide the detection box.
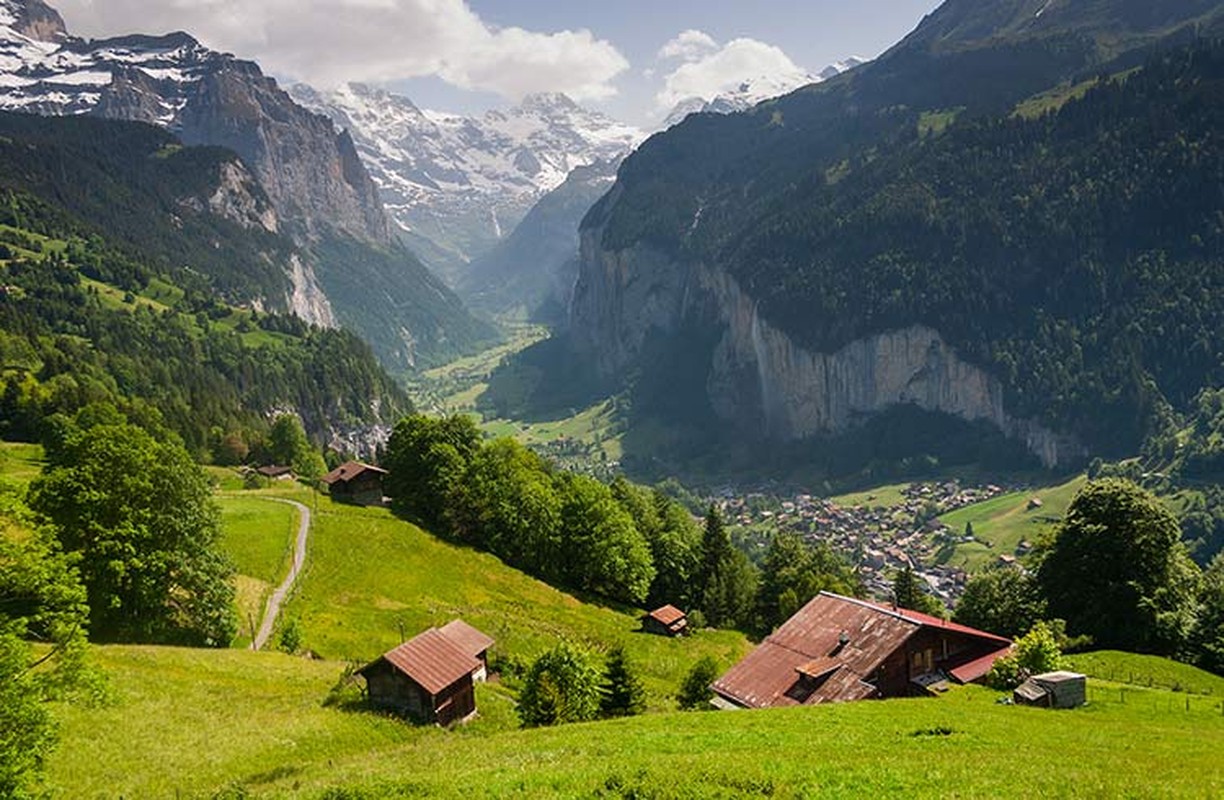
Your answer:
[438,619,494,657]
[362,628,479,695]
[711,591,1012,708]
[647,605,687,626]
[321,460,388,486]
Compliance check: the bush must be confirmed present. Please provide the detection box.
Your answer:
[987,620,1065,690]
[517,642,602,727]
[677,656,720,710]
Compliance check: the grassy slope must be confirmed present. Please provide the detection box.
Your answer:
[219,495,299,645]
[44,647,1224,799]
[937,475,1087,570]
[828,482,911,509]
[280,496,749,703]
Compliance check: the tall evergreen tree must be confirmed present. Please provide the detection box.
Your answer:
[600,645,646,718]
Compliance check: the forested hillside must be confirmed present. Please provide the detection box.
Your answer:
[571,32,1224,465]
[0,126,411,457]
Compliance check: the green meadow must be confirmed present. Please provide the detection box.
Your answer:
[937,475,1087,569]
[43,645,1224,798]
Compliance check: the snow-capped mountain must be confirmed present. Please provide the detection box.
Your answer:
[289,82,644,283]
[663,56,869,128]
[0,0,388,247]
[0,0,495,371]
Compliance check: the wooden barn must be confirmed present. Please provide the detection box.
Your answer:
[358,628,480,725]
[438,619,495,682]
[642,605,689,637]
[321,460,387,505]
[711,591,1012,709]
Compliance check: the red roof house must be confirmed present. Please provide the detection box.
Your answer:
[711,591,1011,709]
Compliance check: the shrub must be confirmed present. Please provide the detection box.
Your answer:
[987,620,1065,690]
[677,656,720,710]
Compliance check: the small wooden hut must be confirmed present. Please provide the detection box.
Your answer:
[643,605,689,637]
[358,628,479,725]
[321,461,388,505]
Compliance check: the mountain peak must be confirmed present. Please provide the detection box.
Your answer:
[519,92,579,113]
[0,0,67,42]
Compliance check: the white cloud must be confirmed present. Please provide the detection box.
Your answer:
[52,0,629,100]
[657,29,717,62]
[655,35,810,109]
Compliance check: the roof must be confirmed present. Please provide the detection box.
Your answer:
[438,619,494,657]
[647,605,687,626]
[711,592,1012,708]
[321,460,388,486]
[360,628,479,695]
[256,464,294,477]
[946,645,1012,684]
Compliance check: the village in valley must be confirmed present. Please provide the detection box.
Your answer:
[717,480,1016,605]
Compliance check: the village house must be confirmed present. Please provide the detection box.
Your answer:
[358,620,496,725]
[710,591,1011,709]
[321,460,388,505]
[642,605,689,637]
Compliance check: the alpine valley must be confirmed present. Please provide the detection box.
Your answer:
[512,0,1224,481]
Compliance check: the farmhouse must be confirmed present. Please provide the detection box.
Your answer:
[642,605,689,637]
[711,591,1011,709]
[321,460,388,505]
[358,627,480,725]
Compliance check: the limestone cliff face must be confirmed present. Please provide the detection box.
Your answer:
[173,62,391,245]
[570,230,1083,468]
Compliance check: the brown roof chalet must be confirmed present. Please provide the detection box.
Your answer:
[321,460,388,487]
[438,619,495,658]
[361,628,479,695]
[711,592,1011,709]
[648,605,686,627]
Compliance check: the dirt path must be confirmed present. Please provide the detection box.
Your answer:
[252,497,311,651]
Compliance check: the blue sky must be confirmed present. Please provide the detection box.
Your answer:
[55,0,941,125]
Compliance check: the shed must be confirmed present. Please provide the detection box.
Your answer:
[1013,671,1086,709]
[438,619,495,682]
[321,461,388,505]
[642,605,689,637]
[358,628,479,725]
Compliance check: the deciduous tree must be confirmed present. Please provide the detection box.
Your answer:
[517,642,602,727]
[28,418,236,646]
[1037,479,1200,654]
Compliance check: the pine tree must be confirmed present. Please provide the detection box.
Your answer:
[600,645,646,718]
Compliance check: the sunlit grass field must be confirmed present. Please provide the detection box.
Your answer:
[44,646,1224,798]
[937,475,1087,569]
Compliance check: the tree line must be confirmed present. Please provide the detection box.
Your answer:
[383,414,859,634]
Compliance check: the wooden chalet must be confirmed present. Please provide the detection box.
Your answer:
[438,619,495,682]
[321,460,388,505]
[711,591,1011,709]
[256,464,295,480]
[358,628,480,725]
[642,604,689,637]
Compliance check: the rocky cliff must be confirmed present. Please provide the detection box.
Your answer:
[570,227,1083,468]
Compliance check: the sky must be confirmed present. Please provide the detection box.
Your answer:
[51,0,942,126]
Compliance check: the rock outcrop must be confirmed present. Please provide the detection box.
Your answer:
[570,229,1083,468]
